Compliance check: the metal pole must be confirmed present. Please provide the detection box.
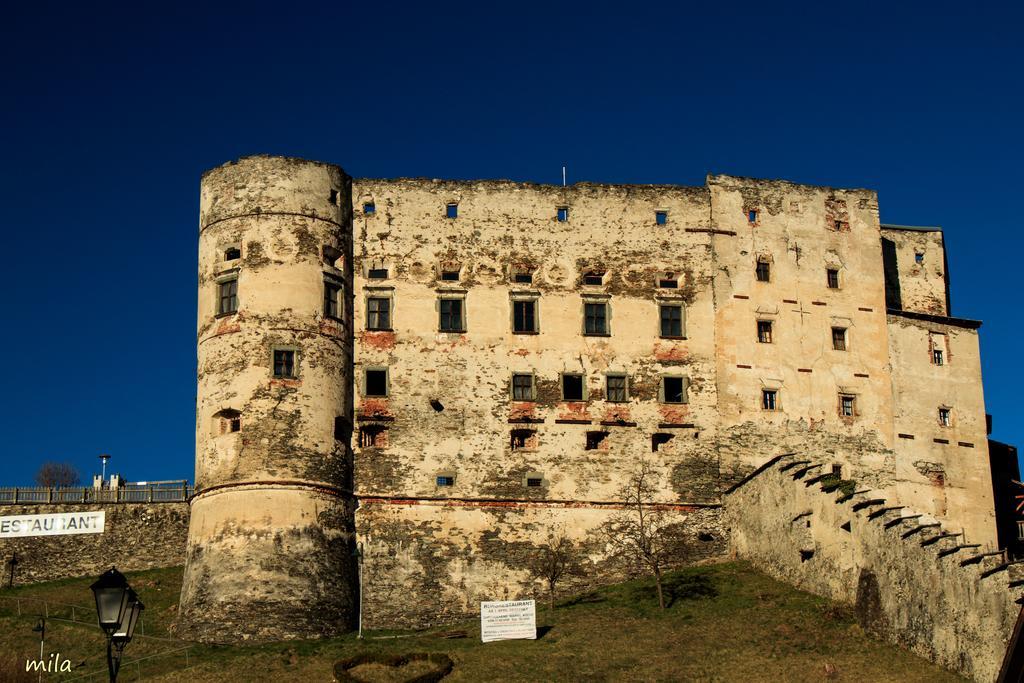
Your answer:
[357,542,363,640]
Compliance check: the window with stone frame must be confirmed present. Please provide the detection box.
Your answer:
[584,302,608,335]
[757,320,773,344]
[272,349,296,379]
[561,373,585,401]
[661,376,687,404]
[839,394,856,417]
[832,327,847,351]
[606,374,628,403]
[660,304,684,337]
[513,299,537,333]
[755,259,771,282]
[938,407,952,427]
[826,268,840,289]
[439,297,465,332]
[324,278,343,320]
[366,297,391,330]
[218,277,238,315]
[762,389,778,411]
[365,368,388,397]
[511,373,535,401]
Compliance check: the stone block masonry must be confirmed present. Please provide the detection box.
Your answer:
[0,503,189,586]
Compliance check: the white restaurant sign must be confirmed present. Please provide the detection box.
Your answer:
[0,511,106,538]
[480,599,537,643]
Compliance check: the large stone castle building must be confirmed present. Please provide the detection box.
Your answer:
[176,155,997,643]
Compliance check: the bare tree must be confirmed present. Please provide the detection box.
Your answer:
[34,462,81,488]
[528,532,577,610]
[602,459,682,610]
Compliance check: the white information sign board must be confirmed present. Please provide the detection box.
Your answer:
[0,511,106,538]
[480,599,537,643]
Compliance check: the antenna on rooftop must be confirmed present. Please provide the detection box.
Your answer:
[562,166,566,187]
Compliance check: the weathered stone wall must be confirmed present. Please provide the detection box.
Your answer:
[881,226,949,315]
[178,156,357,643]
[0,503,188,585]
[888,312,995,545]
[725,455,1018,682]
[357,500,727,629]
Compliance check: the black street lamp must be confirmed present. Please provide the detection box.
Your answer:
[90,567,144,682]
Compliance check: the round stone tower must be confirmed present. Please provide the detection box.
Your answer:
[177,156,355,643]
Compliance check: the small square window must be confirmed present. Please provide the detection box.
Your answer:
[557,207,569,222]
[660,304,683,337]
[273,350,296,379]
[834,220,843,231]
[755,260,770,282]
[938,407,951,426]
[512,373,535,401]
[436,475,455,487]
[757,320,773,344]
[585,431,609,450]
[514,271,534,284]
[826,268,840,289]
[839,394,856,417]
[562,374,584,401]
[748,210,758,223]
[441,270,460,281]
[583,271,605,286]
[652,433,673,452]
[324,279,342,320]
[366,297,391,330]
[832,327,847,351]
[606,375,628,403]
[525,475,544,488]
[439,298,464,332]
[658,276,678,289]
[762,389,778,411]
[915,252,924,264]
[510,429,536,450]
[933,349,944,366]
[662,376,686,404]
[329,189,339,204]
[363,202,375,214]
[218,278,238,315]
[655,211,668,226]
[224,246,241,261]
[513,300,537,333]
[368,268,389,279]
[365,369,388,397]
[584,302,608,335]
[446,203,458,219]
[359,425,386,448]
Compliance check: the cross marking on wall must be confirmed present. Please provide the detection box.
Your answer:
[792,303,812,323]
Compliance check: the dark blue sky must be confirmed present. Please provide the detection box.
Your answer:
[1,1,1021,485]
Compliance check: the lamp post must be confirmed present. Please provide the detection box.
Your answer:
[90,567,144,682]
[99,454,110,484]
[31,617,44,683]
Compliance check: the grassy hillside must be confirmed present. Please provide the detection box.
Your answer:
[0,562,962,682]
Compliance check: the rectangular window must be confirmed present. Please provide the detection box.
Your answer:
[513,300,537,333]
[662,376,686,404]
[1017,520,1024,541]
[832,327,847,351]
[660,304,683,337]
[557,207,569,222]
[933,349,944,365]
[359,425,385,448]
[840,394,856,417]
[218,278,238,315]
[658,277,678,289]
[366,297,391,330]
[939,407,951,426]
[826,268,840,289]
[441,270,460,281]
[762,389,778,411]
[583,272,605,286]
[514,271,533,284]
[439,298,464,332]
[446,203,458,219]
[324,280,342,320]
[368,268,388,279]
[363,202,375,214]
[748,210,758,223]
[525,475,544,488]
[511,373,534,401]
[915,252,924,264]
[655,211,668,226]
[584,302,608,335]
[510,429,536,450]
[273,350,296,379]
[365,369,388,397]
[606,375,627,403]
[586,431,609,450]
[436,475,454,487]
[757,320,773,344]
[562,374,584,401]
[755,260,770,282]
